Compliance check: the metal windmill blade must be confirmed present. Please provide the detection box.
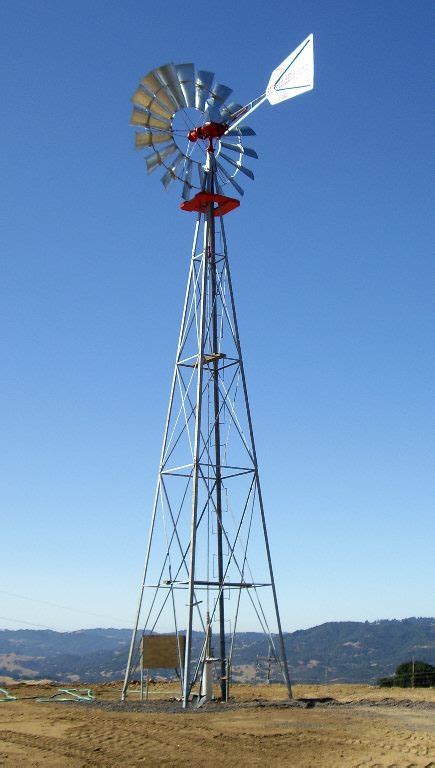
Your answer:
[195,70,215,111]
[154,63,187,110]
[204,100,222,122]
[135,131,173,148]
[130,108,171,131]
[140,70,176,114]
[220,141,258,159]
[146,143,178,173]
[174,63,196,107]
[219,101,243,120]
[205,82,233,122]
[219,152,255,180]
[225,126,256,137]
[161,152,185,188]
[131,86,173,119]
[215,159,245,196]
[181,158,194,200]
[210,82,232,104]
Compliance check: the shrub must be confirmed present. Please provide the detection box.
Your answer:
[378,661,435,688]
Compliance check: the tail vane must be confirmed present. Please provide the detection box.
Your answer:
[266,33,314,105]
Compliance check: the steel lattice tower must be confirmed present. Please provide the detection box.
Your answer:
[122,36,314,708]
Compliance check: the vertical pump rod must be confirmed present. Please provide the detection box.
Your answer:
[208,157,227,700]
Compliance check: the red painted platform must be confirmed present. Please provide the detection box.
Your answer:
[180,192,240,217]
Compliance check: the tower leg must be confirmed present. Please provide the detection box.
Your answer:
[121,221,201,702]
[219,212,293,699]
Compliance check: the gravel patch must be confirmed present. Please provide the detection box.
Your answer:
[64,696,435,714]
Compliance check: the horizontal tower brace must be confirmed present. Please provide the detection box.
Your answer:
[142,581,271,589]
[161,463,255,474]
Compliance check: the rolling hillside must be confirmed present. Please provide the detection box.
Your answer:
[1,617,433,685]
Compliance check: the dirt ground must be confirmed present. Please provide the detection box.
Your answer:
[0,682,434,767]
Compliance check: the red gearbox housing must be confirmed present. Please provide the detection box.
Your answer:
[187,121,228,143]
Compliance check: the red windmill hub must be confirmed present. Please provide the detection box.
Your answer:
[187,121,228,151]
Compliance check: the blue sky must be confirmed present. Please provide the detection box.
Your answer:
[1,0,434,633]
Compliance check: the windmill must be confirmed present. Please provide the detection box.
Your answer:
[122,34,314,708]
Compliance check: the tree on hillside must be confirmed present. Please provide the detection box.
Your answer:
[379,660,435,688]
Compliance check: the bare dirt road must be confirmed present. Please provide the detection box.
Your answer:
[0,683,434,767]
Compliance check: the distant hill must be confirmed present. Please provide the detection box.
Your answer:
[0,618,433,685]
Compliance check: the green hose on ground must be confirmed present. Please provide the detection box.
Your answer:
[0,687,94,703]
[37,688,95,702]
[0,688,17,702]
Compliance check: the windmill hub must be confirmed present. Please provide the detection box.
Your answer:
[187,121,229,149]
